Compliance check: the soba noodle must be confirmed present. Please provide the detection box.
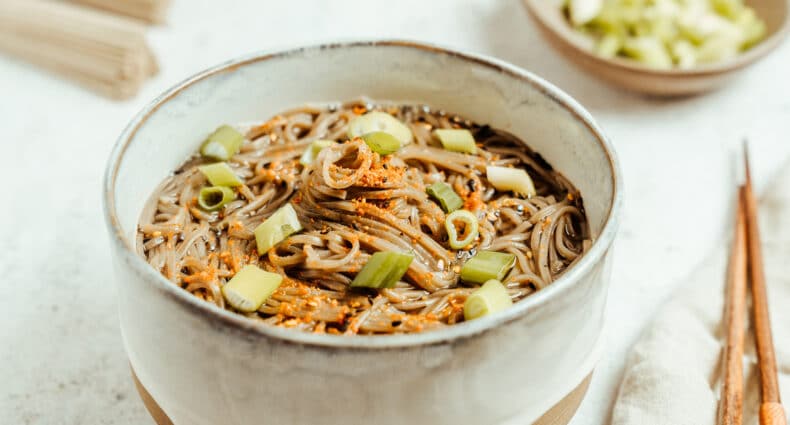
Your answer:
[138,99,590,335]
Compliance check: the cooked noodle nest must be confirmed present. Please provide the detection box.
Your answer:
[138,100,590,335]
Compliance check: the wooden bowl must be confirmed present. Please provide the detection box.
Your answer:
[523,0,790,96]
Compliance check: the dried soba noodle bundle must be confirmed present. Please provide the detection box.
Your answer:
[67,0,171,24]
[0,0,157,99]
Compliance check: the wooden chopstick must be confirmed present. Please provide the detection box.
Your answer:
[720,186,749,425]
[743,143,787,425]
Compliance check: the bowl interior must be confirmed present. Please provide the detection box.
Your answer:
[526,0,789,74]
[107,41,618,336]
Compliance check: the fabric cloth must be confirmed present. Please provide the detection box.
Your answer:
[611,163,790,425]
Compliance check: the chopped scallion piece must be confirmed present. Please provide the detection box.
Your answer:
[426,182,463,213]
[299,139,335,165]
[361,131,402,155]
[696,32,741,64]
[445,210,479,250]
[198,162,243,187]
[596,33,623,58]
[200,125,244,161]
[736,8,766,48]
[463,279,513,321]
[221,265,282,312]
[670,40,697,69]
[567,0,767,69]
[460,250,516,284]
[351,251,414,289]
[348,111,413,146]
[568,0,603,25]
[433,129,476,154]
[713,0,744,19]
[622,36,673,69]
[198,186,236,211]
[253,203,303,255]
[486,166,536,198]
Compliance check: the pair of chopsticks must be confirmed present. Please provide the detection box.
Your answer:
[720,145,786,425]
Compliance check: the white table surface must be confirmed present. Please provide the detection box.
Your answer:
[1,0,789,423]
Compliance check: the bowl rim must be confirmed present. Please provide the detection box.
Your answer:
[523,0,790,77]
[103,39,623,350]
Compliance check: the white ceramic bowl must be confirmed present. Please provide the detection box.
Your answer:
[103,40,622,425]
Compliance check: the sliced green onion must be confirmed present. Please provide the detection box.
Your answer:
[426,182,463,213]
[713,0,744,19]
[736,8,766,48]
[198,162,243,187]
[696,32,741,64]
[670,40,697,69]
[622,36,673,69]
[596,33,623,58]
[569,0,767,68]
[351,251,414,289]
[463,279,513,321]
[361,131,402,155]
[445,210,479,250]
[460,250,516,284]
[568,0,603,26]
[433,129,477,154]
[200,125,244,161]
[486,166,536,198]
[198,186,236,211]
[348,111,413,146]
[299,139,335,165]
[253,203,303,255]
[221,265,282,312]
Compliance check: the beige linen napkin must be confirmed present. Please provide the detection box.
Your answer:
[612,163,790,425]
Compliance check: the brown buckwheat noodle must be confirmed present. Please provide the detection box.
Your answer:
[138,100,590,335]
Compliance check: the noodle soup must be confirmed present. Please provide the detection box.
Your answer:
[138,99,589,335]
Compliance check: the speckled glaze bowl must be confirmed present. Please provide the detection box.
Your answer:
[103,41,622,425]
